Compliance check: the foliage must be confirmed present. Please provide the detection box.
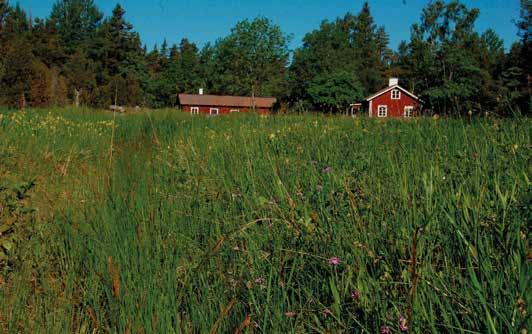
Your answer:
[0,179,35,268]
[393,0,529,116]
[290,2,390,111]
[307,71,364,113]
[0,0,529,113]
[210,17,291,98]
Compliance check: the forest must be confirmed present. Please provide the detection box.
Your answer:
[0,0,530,116]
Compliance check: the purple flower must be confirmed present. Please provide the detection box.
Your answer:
[328,257,341,266]
[351,290,361,301]
[323,166,333,174]
[323,308,333,317]
[399,315,408,332]
[380,325,392,334]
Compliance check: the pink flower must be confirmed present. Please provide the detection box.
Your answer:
[328,257,341,266]
[323,166,333,174]
[399,315,408,332]
[380,325,391,334]
[351,290,361,301]
[285,311,296,318]
[323,308,333,317]
[254,277,265,285]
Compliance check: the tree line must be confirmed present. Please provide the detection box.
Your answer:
[0,0,529,116]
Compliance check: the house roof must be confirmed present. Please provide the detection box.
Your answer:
[365,85,420,101]
[178,94,277,108]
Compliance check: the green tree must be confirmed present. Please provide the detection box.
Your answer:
[48,0,103,53]
[353,2,388,94]
[307,71,364,113]
[289,2,390,111]
[396,0,496,115]
[212,17,290,99]
[63,50,96,106]
[1,37,34,108]
[97,4,144,106]
[516,0,530,114]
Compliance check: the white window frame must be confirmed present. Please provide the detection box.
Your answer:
[190,107,199,115]
[378,105,388,118]
[391,89,401,100]
[404,106,414,118]
[230,109,240,113]
[209,108,219,116]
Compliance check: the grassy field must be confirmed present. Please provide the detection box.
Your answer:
[0,108,530,333]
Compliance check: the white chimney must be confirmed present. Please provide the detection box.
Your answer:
[199,88,204,95]
[389,78,399,87]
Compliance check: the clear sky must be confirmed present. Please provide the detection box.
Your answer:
[15,0,521,51]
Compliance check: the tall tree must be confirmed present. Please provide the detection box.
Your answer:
[516,0,531,114]
[396,0,497,115]
[211,17,290,99]
[48,0,103,53]
[290,2,389,112]
[352,2,387,94]
[97,4,144,106]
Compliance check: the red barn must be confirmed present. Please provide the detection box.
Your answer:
[178,92,277,115]
[366,78,422,118]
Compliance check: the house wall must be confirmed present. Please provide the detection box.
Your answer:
[369,90,421,118]
[181,105,271,115]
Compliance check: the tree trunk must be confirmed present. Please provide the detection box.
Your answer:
[19,91,26,110]
[251,84,256,113]
[74,88,81,108]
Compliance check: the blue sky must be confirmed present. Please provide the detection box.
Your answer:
[16,0,521,51]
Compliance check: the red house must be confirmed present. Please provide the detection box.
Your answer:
[365,78,422,118]
[178,91,277,115]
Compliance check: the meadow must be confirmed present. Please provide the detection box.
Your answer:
[0,109,529,333]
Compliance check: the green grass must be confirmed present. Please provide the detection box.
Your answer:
[0,108,530,333]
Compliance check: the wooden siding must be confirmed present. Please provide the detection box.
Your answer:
[182,105,272,115]
[369,89,421,118]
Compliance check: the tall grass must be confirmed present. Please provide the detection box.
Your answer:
[0,108,529,333]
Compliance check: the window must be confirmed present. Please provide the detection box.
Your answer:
[230,109,240,113]
[404,106,414,118]
[391,89,401,100]
[209,108,219,116]
[378,105,388,118]
[190,107,199,115]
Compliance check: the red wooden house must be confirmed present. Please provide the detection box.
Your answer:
[365,78,422,118]
[178,91,277,115]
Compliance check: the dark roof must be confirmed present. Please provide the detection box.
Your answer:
[178,94,277,108]
[365,85,420,101]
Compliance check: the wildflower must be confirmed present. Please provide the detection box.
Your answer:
[323,308,333,317]
[380,325,391,334]
[233,245,240,251]
[328,257,341,266]
[351,290,361,301]
[323,166,333,174]
[399,315,409,332]
[254,277,265,285]
[285,311,296,318]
